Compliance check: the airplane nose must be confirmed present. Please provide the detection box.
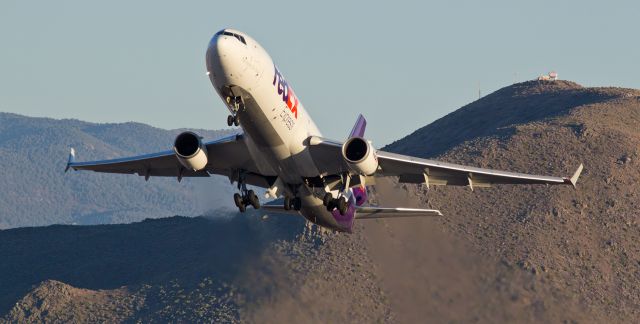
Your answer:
[206,31,245,83]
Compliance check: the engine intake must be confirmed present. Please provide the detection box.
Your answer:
[342,137,378,176]
[174,131,208,171]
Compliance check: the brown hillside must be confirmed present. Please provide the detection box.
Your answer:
[367,80,640,322]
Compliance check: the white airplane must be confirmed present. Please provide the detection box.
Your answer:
[66,28,583,232]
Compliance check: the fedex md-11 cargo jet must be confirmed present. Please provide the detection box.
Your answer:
[66,28,583,232]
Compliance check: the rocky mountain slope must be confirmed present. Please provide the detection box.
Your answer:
[369,80,640,322]
[1,80,639,323]
[0,113,236,228]
[0,215,392,323]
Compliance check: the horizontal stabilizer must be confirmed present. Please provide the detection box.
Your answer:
[355,206,442,219]
[261,199,300,215]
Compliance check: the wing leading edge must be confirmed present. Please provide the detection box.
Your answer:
[65,134,271,185]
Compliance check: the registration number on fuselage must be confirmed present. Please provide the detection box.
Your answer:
[279,107,295,130]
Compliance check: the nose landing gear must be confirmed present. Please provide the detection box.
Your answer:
[226,96,243,127]
[227,114,240,127]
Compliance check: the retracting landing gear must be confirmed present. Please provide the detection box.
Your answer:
[234,172,259,212]
[283,196,302,211]
[323,193,348,216]
[226,96,243,127]
[322,173,350,216]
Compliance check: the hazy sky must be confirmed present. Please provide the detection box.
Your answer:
[1,1,638,146]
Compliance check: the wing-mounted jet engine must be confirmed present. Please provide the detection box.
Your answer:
[341,137,378,176]
[173,131,208,171]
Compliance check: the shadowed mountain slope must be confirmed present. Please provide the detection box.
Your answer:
[0,215,392,323]
[0,113,236,229]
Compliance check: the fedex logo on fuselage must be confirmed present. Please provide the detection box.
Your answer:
[272,66,298,119]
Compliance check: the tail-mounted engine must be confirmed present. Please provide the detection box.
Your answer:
[341,137,378,176]
[173,131,208,171]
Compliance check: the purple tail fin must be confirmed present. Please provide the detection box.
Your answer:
[349,114,367,138]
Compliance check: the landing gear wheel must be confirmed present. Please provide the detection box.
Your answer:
[227,115,235,127]
[326,200,335,212]
[337,196,348,216]
[233,193,243,207]
[284,196,292,211]
[293,197,302,211]
[238,203,246,213]
[323,193,333,206]
[233,115,240,126]
[247,190,260,209]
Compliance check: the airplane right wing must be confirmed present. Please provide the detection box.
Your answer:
[66,134,276,187]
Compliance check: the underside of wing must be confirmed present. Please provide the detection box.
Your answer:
[376,150,583,188]
[355,206,443,219]
[66,134,273,187]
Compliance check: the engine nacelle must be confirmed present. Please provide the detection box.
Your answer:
[342,137,378,176]
[173,131,208,171]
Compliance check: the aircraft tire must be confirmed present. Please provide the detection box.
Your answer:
[248,190,260,209]
[238,203,246,213]
[323,193,332,206]
[227,115,234,127]
[233,193,242,207]
[284,196,291,210]
[326,200,335,212]
[233,116,240,126]
[337,197,347,215]
[293,197,302,211]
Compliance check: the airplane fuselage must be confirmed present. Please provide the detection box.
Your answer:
[205,29,355,231]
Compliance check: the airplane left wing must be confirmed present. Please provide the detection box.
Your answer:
[66,134,273,187]
[375,150,583,189]
[306,136,583,189]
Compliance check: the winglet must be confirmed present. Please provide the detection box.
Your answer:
[65,148,76,172]
[565,163,583,188]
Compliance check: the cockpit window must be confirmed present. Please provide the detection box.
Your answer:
[217,30,246,45]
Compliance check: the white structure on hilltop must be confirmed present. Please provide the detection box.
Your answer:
[538,71,559,81]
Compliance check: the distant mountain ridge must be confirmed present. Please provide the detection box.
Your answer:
[0,112,237,229]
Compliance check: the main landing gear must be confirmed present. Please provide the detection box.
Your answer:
[283,196,302,211]
[233,190,260,212]
[234,173,259,212]
[323,193,348,216]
